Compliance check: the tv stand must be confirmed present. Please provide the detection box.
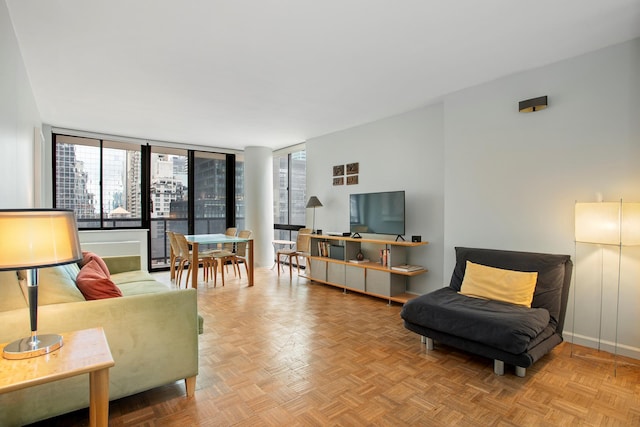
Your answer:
[395,235,405,242]
[351,232,362,238]
[306,234,428,304]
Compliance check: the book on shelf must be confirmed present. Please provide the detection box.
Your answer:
[349,259,370,264]
[391,264,424,272]
[317,241,330,257]
[379,248,390,266]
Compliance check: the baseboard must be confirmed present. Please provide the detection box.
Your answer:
[563,331,640,360]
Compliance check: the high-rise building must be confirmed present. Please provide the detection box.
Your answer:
[150,153,186,218]
[55,143,97,221]
[126,151,141,218]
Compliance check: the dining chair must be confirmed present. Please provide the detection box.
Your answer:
[174,232,216,288]
[276,228,312,277]
[167,231,182,284]
[208,247,235,287]
[231,230,252,278]
[221,227,238,251]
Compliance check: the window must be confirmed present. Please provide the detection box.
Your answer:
[55,135,142,228]
[235,154,245,231]
[150,146,188,269]
[194,151,227,234]
[54,132,241,271]
[273,148,306,241]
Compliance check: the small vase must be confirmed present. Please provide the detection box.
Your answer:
[356,251,364,261]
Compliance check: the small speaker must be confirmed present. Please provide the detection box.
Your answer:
[411,235,421,242]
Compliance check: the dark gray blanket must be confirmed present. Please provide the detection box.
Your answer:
[401,287,551,354]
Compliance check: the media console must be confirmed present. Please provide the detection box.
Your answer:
[305,234,428,304]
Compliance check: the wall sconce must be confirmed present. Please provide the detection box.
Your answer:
[573,200,640,374]
[518,96,548,113]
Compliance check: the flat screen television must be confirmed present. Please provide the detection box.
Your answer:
[349,190,405,238]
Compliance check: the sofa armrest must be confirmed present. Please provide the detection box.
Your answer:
[0,288,198,425]
[103,255,141,274]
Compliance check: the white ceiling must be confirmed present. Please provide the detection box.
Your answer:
[7,0,640,151]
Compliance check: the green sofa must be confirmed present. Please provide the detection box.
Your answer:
[0,256,200,426]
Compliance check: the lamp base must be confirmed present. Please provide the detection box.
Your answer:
[2,334,63,359]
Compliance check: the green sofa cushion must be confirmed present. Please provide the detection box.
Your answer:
[0,271,26,311]
[38,265,86,305]
[110,270,156,285]
[117,279,172,296]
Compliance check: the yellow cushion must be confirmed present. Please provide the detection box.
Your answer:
[460,261,538,307]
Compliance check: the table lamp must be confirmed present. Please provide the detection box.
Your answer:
[306,196,323,234]
[0,209,82,359]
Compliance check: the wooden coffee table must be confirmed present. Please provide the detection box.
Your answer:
[0,327,115,427]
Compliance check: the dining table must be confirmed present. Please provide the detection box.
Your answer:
[170,233,254,289]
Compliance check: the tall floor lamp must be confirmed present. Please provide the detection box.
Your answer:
[306,196,323,234]
[0,209,82,359]
[574,201,640,374]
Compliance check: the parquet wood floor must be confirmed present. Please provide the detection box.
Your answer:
[30,267,640,426]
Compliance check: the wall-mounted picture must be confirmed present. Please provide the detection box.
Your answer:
[346,162,359,175]
[347,175,359,185]
[333,177,344,186]
[333,164,345,177]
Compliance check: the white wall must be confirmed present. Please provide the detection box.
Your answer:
[307,38,640,357]
[306,104,445,294]
[443,38,640,357]
[443,38,640,265]
[79,229,149,271]
[0,0,41,208]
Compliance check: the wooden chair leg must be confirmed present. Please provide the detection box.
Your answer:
[288,255,293,278]
[235,258,242,279]
[186,264,192,288]
[213,259,218,287]
[297,255,303,275]
[232,258,240,277]
[176,260,187,288]
[277,254,281,276]
[175,264,182,288]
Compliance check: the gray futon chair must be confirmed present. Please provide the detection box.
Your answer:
[401,247,572,377]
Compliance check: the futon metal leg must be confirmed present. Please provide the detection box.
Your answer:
[494,360,505,375]
[515,366,526,377]
[423,336,434,351]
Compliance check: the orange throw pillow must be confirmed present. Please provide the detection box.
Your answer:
[80,251,110,276]
[76,258,122,300]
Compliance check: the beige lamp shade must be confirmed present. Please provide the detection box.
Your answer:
[0,209,82,270]
[575,202,621,245]
[622,203,640,246]
[575,202,640,246]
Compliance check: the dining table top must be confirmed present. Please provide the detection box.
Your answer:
[184,233,252,244]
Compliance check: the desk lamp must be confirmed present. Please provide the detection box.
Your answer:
[306,196,323,234]
[0,209,82,359]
